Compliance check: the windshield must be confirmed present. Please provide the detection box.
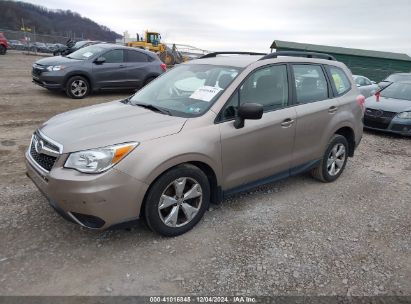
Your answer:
[73,41,89,49]
[380,82,411,101]
[67,45,104,60]
[385,74,411,82]
[129,64,241,117]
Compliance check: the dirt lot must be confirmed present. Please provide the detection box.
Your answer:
[0,51,410,296]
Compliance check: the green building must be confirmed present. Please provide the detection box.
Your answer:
[271,40,411,82]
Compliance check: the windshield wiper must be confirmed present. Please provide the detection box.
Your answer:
[134,103,172,116]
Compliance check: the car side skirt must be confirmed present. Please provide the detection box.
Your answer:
[221,159,321,199]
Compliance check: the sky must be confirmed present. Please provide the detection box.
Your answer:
[27,0,411,55]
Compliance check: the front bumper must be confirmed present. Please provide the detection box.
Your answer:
[363,116,411,136]
[32,68,65,90]
[25,150,149,229]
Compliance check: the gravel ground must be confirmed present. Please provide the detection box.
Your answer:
[0,52,410,296]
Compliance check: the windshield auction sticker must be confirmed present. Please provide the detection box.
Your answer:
[190,86,222,102]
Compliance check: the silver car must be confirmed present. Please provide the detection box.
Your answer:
[353,75,379,98]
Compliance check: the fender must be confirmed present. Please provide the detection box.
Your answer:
[144,152,221,186]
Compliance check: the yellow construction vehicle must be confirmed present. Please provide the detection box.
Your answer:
[126,31,184,66]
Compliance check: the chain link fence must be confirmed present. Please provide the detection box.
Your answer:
[0,28,78,54]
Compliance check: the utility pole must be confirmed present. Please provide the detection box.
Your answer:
[33,25,37,55]
[21,18,28,54]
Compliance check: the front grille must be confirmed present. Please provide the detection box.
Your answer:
[32,64,45,76]
[32,68,42,76]
[29,132,60,172]
[363,117,389,129]
[364,108,397,119]
[364,108,397,130]
[30,143,57,171]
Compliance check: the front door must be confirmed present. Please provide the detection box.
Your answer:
[218,64,296,190]
[92,49,128,89]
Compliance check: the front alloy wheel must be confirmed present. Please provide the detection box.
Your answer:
[144,164,210,236]
[159,177,203,227]
[66,76,90,99]
[70,80,87,97]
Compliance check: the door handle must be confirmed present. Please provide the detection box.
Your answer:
[328,106,338,114]
[119,65,126,68]
[281,118,294,127]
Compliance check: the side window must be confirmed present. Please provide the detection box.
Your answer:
[103,50,124,63]
[355,77,366,86]
[221,65,288,120]
[292,65,328,104]
[329,66,351,95]
[364,78,372,86]
[126,50,148,62]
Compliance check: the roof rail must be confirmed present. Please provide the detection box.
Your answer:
[200,51,267,59]
[259,51,336,61]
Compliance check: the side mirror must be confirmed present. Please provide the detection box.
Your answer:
[371,81,376,84]
[234,103,263,129]
[94,56,106,64]
[356,84,361,87]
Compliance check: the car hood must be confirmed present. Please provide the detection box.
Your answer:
[365,96,411,113]
[39,101,187,153]
[35,56,83,66]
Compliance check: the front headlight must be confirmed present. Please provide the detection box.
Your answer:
[46,65,65,72]
[397,111,411,119]
[64,142,138,173]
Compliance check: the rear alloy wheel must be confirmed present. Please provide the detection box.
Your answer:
[144,164,210,236]
[66,76,90,99]
[311,134,348,182]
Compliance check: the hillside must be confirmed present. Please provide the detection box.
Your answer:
[0,0,121,42]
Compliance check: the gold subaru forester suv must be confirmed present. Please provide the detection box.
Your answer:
[26,51,364,236]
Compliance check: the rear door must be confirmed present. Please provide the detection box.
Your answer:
[92,49,128,88]
[218,64,297,190]
[125,50,152,88]
[290,64,339,168]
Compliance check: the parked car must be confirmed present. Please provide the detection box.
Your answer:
[32,43,166,98]
[8,39,25,50]
[363,81,411,136]
[29,42,51,53]
[53,40,102,56]
[45,43,61,53]
[0,32,9,55]
[352,75,379,98]
[26,51,363,236]
[378,73,411,90]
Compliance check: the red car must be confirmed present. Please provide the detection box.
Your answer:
[0,32,9,55]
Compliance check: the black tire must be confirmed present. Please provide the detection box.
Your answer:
[65,76,90,99]
[311,134,349,182]
[144,164,210,237]
[0,45,6,55]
